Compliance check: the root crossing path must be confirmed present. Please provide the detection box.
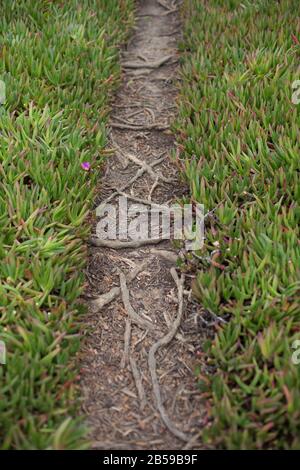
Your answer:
[80,0,204,450]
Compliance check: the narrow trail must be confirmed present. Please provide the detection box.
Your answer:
[80,0,205,450]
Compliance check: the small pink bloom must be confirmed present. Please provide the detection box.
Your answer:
[81,162,91,171]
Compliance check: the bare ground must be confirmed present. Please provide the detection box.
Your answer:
[79,0,207,450]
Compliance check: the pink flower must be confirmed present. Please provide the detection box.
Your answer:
[81,162,91,171]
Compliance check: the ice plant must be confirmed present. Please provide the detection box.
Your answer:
[0,0,134,450]
[81,161,91,171]
[175,0,300,450]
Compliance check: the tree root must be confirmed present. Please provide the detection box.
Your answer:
[148,268,190,442]
[120,318,131,369]
[148,177,160,200]
[156,0,172,11]
[110,122,169,131]
[117,191,169,210]
[91,262,147,310]
[119,271,158,332]
[99,153,166,207]
[150,248,178,264]
[130,357,147,411]
[125,152,172,184]
[138,9,177,18]
[90,238,164,249]
[182,431,202,450]
[122,55,173,70]
[156,0,178,14]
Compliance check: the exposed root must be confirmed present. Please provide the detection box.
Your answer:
[148,177,159,200]
[122,55,174,70]
[110,135,129,169]
[116,191,169,210]
[138,10,177,18]
[148,268,190,442]
[112,115,145,126]
[145,107,156,123]
[91,441,138,450]
[182,431,202,450]
[130,357,147,411]
[156,0,178,15]
[127,153,150,173]
[82,0,203,450]
[150,248,178,264]
[157,30,179,37]
[120,318,131,369]
[110,122,169,131]
[125,152,172,184]
[99,154,167,207]
[126,152,156,177]
[156,0,172,11]
[90,238,164,249]
[119,271,158,332]
[91,262,147,310]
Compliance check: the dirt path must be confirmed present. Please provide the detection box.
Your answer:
[80,0,204,450]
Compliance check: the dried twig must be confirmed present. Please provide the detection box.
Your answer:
[148,268,190,442]
[92,441,137,450]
